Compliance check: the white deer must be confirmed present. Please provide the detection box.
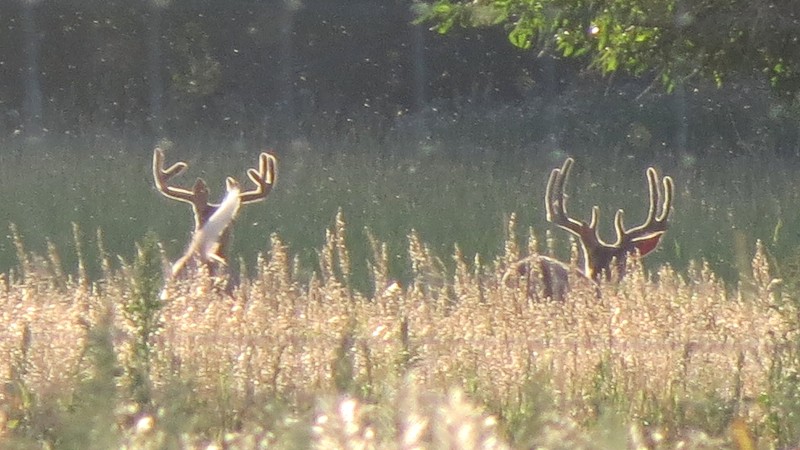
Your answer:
[152,148,277,281]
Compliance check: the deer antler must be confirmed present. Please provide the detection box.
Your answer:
[240,152,277,204]
[545,157,604,250]
[152,147,210,207]
[617,167,674,255]
[545,157,674,280]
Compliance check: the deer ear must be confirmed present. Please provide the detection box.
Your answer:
[631,231,664,256]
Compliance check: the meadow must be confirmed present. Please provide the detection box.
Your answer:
[1,130,800,448]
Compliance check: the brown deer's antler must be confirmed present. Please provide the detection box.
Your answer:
[152,147,277,279]
[545,157,674,281]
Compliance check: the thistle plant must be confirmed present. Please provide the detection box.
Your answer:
[122,231,164,408]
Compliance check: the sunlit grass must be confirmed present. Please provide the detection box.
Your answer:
[0,212,796,448]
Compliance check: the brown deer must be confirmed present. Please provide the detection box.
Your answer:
[504,157,674,300]
[152,147,277,280]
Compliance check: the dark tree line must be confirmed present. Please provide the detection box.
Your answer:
[2,0,798,155]
[0,0,554,148]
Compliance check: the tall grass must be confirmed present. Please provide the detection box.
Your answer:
[0,214,795,448]
[1,134,800,447]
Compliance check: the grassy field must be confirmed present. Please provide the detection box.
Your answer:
[1,135,800,448]
[3,134,800,288]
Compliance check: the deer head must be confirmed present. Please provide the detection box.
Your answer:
[545,157,674,281]
[504,157,674,301]
[152,147,277,278]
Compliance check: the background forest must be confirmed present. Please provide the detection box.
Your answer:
[3,1,800,449]
[5,0,800,155]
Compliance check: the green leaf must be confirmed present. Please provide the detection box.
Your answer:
[437,17,456,34]
[573,47,589,57]
[509,26,533,50]
[433,3,452,15]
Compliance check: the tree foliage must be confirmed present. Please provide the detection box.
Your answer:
[417,0,800,94]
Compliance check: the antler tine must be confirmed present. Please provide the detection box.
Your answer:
[152,148,199,203]
[643,167,660,226]
[589,205,601,230]
[658,175,674,222]
[544,166,559,222]
[611,167,657,238]
[546,157,599,237]
[154,147,188,181]
[612,208,625,245]
[625,167,672,235]
[545,158,574,223]
[240,152,277,204]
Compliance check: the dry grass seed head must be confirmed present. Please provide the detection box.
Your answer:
[365,228,390,298]
[501,213,519,266]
